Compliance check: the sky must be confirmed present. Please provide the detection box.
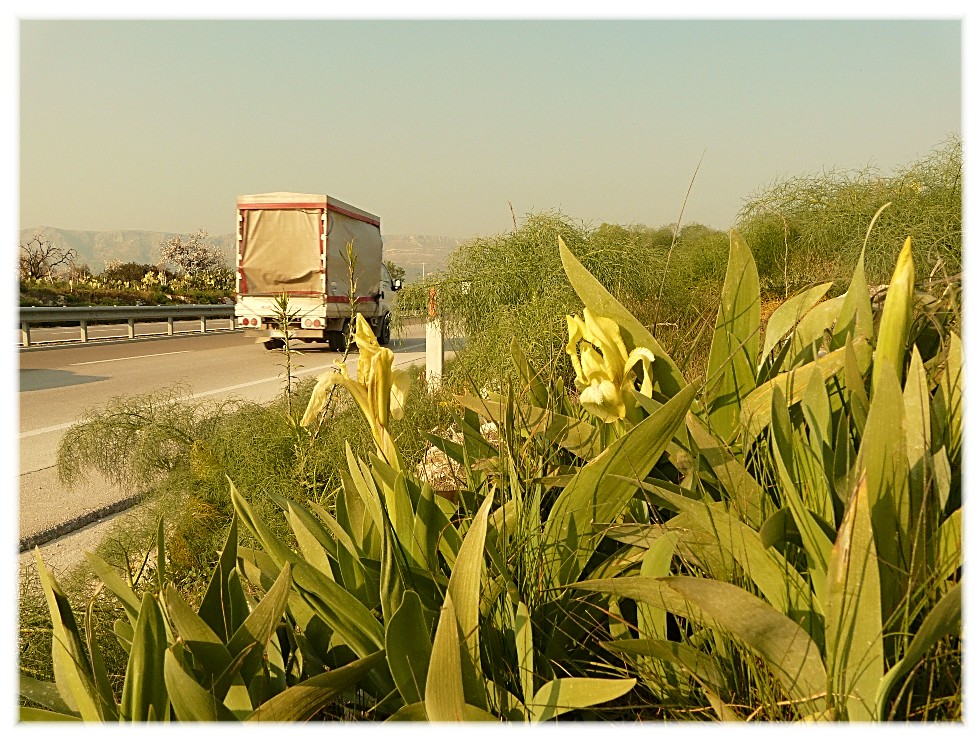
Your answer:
[16,12,963,239]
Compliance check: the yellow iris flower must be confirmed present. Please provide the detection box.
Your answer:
[566,309,656,423]
[301,314,410,460]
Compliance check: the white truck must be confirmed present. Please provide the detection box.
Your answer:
[234,192,401,351]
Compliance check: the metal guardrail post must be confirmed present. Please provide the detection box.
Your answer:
[18,305,236,347]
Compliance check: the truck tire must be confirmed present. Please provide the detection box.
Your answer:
[263,338,285,350]
[326,331,346,352]
[378,313,392,346]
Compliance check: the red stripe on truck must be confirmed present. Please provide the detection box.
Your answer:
[237,202,380,227]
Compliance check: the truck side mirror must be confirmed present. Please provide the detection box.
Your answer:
[393,279,403,291]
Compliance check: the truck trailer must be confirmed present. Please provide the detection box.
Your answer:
[234,192,401,351]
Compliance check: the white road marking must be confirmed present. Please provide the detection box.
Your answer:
[70,350,191,366]
[21,350,423,439]
[20,360,340,439]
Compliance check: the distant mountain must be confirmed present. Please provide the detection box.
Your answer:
[18,227,465,282]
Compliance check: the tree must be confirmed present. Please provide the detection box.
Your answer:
[384,260,406,283]
[19,235,76,281]
[159,228,226,276]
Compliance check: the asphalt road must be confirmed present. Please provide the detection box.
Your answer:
[17,323,433,573]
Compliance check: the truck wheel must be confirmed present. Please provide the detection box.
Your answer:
[326,331,346,352]
[263,338,285,350]
[378,314,392,346]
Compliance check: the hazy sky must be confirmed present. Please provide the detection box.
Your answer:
[18,17,962,238]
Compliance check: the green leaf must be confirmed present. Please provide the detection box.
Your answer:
[843,335,871,436]
[787,295,844,368]
[113,619,134,654]
[345,443,386,533]
[385,590,432,705]
[831,247,874,351]
[761,282,832,363]
[84,551,142,627]
[858,368,911,620]
[605,638,727,695]
[120,592,169,722]
[379,520,407,630]
[199,512,249,642]
[246,651,387,721]
[876,581,961,719]
[83,586,118,720]
[162,584,235,691]
[529,678,636,721]
[872,237,914,394]
[634,479,815,620]
[425,593,466,721]
[936,331,962,466]
[558,235,685,397]
[704,230,760,439]
[740,337,870,439]
[18,707,82,721]
[456,391,602,460]
[511,335,550,405]
[770,387,832,601]
[542,383,695,588]
[292,561,385,658]
[34,549,103,720]
[386,702,497,722]
[164,648,238,721]
[226,562,292,686]
[686,413,764,527]
[18,675,76,716]
[447,493,493,669]
[578,576,827,712]
[935,508,962,585]
[824,471,883,721]
[513,599,535,704]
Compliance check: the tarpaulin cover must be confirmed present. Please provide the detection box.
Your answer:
[325,209,382,299]
[238,193,383,300]
[240,207,322,293]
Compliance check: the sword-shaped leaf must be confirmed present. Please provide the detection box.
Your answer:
[120,592,169,722]
[385,590,432,705]
[425,593,466,721]
[164,648,238,722]
[542,384,694,588]
[529,677,636,722]
[704,231,761,440]
[247,651,386,721]
[34,550,103,720]
[824,471,883,721]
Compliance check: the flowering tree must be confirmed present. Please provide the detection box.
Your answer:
[159,228,226,276]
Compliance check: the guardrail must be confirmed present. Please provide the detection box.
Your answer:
[19,305,237,347]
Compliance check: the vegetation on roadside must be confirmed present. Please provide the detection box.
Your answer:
[20,139,962,722]
[18,228,235,307]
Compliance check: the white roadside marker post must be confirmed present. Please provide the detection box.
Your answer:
[426,286,443,391]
